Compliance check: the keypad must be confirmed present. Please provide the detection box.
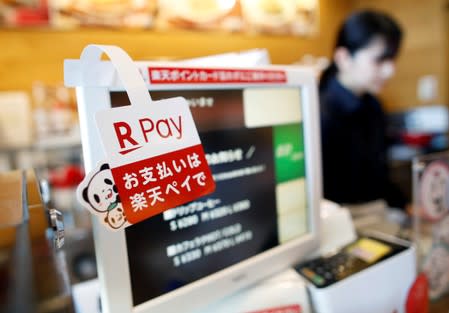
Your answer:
[295,252,365,288]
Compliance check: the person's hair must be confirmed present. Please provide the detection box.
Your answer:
[319,9,403,91]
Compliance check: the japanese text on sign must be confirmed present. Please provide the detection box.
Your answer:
[111,144,215,224]
[163,198,251,232]
[148,67,287,84]
[165,223,253,267]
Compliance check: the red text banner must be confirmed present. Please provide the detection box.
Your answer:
[111,144,215,224]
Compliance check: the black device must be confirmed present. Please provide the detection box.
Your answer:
[295,235,409,288]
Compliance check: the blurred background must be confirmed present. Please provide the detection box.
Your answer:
[0,0,447,311]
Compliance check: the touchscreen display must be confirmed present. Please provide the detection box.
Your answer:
[110,88,308,306]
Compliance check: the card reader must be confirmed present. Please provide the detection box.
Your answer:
[295,233,416,313]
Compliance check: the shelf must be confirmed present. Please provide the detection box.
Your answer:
[0,133,81,153]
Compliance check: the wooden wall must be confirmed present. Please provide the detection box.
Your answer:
[353,0,449,112]
[1,1,447,112]
[0,0,352,92]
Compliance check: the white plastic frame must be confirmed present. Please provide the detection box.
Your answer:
[64,58,322,313]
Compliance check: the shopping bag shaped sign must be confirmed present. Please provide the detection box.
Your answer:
[95,97,215,225]
[75,45,215,231]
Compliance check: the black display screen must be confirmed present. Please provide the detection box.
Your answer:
[110,88,308,306]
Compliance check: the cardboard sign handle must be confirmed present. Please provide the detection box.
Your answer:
[80,44,152,106]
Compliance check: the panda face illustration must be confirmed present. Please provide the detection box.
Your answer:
[82,164,120,213]
[105,206,127,229]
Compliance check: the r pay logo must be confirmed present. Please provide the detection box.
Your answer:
[96,97,200,168]
[113,115,183,155]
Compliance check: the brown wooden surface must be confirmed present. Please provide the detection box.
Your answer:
[26,170,48,241]
[1,1,447,113]
[0,170,23,226]
[0,0,351,92]
[0,170,48,248]
[430,294,449,313]
[0,170,23,249]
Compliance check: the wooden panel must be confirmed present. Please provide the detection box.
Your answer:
[1,1,446,112]
[0,170,23,226]
[26,170,48,241]
[0,170,48,248]
[0,0,353,92]
[0,170,23,248]
[353,0,448,112]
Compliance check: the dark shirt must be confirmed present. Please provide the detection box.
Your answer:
[320,77,403,207]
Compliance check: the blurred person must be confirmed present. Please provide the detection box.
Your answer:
[319,9,406,208]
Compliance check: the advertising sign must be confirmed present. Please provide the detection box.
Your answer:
[76,45,215,230]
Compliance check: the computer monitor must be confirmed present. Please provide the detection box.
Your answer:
[65,61,321,313]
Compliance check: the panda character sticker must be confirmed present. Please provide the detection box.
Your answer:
[78,163,130,230]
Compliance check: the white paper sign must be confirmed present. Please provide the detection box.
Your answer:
[76,45,215,231]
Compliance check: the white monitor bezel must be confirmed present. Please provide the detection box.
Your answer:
[64,61,322,313]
